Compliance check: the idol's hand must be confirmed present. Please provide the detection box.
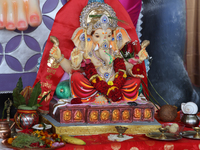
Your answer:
[138,49,148,63]
[49,45,62,60]
[71,48,83,68]
[129,69,144,78]
[138,40,150,63]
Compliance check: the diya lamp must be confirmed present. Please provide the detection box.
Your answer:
[115,126,128,138]
[181,102,199,127]
[192,127,200,139]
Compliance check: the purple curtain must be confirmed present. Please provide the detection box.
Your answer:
[119,0,142,27]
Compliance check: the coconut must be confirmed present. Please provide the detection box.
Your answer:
[159,105,177,122]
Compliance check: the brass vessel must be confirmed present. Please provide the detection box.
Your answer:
[0,121,15,139]
[181,114,199,128]
[115,126,128,138]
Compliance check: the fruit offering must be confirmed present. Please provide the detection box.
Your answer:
[61,134,86,145]
[165,123,179,133]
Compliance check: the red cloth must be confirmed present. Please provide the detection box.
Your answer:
[56,112,200,150]
[34,0,88,113]
[56,133,200,150]
[34,0,148,113]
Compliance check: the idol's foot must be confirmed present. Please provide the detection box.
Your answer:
[0,0,42,31]
[94,96,108,105]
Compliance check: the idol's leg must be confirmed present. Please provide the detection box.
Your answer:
[5,0,16,30]
[121,77,141,101]
[71,72,97,102]
[25,0,42,27]
[0,0,5,29]
[16,0,28,31]
[0,0,42,31]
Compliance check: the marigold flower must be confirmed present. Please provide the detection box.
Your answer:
[108,81,114,86]
[7,138,14,144]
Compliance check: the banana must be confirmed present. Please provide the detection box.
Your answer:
[61,135,86,145]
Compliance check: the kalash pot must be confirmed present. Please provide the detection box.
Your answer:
[181,102,199,128]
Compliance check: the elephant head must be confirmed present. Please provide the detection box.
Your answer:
[71,4,132,66]
[71,25,131,65]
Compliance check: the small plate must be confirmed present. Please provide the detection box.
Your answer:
[182,131,200,140]
[32,123,52,130]
[146,132,182,141]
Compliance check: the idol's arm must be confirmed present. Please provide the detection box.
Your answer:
[59,58,72,74]
[49,45,72,74]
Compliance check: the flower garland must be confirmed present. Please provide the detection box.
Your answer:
[84,58,127,102]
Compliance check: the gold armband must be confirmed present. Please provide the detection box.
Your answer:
[56,54,64,63]
[89,74,99,81]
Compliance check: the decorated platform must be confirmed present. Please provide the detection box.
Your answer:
[41,114,161,136]
[41,96,161,135]
[49,98,155,124]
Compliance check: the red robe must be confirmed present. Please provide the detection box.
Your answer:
[71,72,141,103]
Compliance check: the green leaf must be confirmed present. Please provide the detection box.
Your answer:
[89,15,102,18]
[34,104,42,108]
[27,81,41,107]
[38,90,51,105]
[16,77,23,93]
[12,87,26,108]
[18,105,34,110]
[41,122,46,131]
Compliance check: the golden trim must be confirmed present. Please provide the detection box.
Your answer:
[107,86,118,95]
[89,74,99,81]
[41,116,161,136]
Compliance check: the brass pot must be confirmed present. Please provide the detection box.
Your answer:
[0,121,11,139]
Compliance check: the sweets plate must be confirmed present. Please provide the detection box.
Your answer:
[32,123,52,130]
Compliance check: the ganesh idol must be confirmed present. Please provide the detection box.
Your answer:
[34,0,149,114]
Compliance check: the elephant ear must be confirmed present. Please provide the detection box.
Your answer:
[71,27,86,50]
[115,27,131,50]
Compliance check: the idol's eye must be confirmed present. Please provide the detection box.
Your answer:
[108,34,111,38]
[95,35,99,38]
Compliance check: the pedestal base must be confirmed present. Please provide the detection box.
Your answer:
[41,115,161,135]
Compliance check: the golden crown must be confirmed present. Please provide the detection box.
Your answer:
[80,2,118,34]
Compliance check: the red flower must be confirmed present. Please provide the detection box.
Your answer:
[127,43,134,54]
[108,88,122,102]
[121,43,134,54]
[83,58,127,102]
[19,128,33,134]
[93,78,110,95]
[114,58,126,72]
[84,63,97,79]
[132,64,143,75]
[30,142,40,147]
[71,98,82,104]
